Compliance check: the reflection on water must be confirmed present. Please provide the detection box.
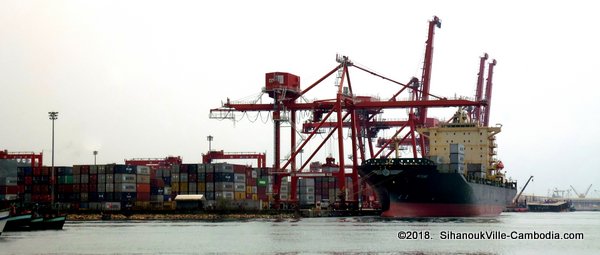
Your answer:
[1,212,598,255]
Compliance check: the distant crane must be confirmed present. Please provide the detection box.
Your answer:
[551,188,571,198]
[570,184,593,198]
[513,176,533,204]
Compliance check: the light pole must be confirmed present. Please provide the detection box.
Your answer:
[48,111,58,206]
[93,151,98,165]
[207,135,213,152]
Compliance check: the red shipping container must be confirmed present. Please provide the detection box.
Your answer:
[206,173,214,182]
[81,165,90,174]
[25,176,33,185]
[233,164,246,174]
[137,184,150,193]
[33,168,41,176]
[41,167,49,176]
[73,184,81,192]
[188,174,197,182]
[89,184,97,192]
[81,185,89,192]
[136,192,150,201]
[89,174,98,184]
[150,178,164,188]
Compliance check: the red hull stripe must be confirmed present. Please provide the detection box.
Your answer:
[382,202,505,217]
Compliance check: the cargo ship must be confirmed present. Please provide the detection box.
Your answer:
[527,200,573,212]
[359,110,517,217]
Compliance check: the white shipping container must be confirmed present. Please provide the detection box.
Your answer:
[164,186,172,195]
[235,183,246,192]
[234,173,246,183]
[115,183,137,192]
[136,166,151,175]
[115,174,136,183]
[216,191,234,199]
[106,183,115,192]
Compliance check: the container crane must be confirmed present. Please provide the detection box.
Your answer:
[570,184,593,198]
[209,16,495,209]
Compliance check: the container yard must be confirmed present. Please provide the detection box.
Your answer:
[1,152,377,215]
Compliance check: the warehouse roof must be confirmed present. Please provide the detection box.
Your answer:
[174,194,205,201]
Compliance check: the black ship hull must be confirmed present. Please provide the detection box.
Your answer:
[360,158,517,217]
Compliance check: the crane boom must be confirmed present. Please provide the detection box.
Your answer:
[514,175,533,204]
[584,184,593,197]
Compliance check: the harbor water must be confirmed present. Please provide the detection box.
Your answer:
[1,212,598,254]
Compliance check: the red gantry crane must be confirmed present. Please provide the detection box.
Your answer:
[209,16,498,209]
[202,150,266,168]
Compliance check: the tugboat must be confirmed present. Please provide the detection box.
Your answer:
[4,204,66,231]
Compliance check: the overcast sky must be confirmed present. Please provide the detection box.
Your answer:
[1,1,598,197]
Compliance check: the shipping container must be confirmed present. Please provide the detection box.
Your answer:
[137,175,150,184]
[136,166,151,175]
[103,202,121,211]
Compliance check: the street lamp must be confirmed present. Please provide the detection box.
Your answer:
[48,111,58,205]
[207,135,213,152]
[93,151,98,165]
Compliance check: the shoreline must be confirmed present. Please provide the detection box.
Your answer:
[67,212,298,221]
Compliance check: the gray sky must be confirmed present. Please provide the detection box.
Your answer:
[1,1,598,197]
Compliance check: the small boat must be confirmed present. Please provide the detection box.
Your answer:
[29,215,67,230]
[0,209,10,235]
[3,212,34,231]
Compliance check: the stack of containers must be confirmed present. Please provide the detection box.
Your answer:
[245,168,258,200]
[314,177,335,204]
[345,176,354,202]
[214,163,234,200]
[298,178,315,206]
[56,166,75,204]
[279,177,290,201]
[198,164,210,200]
[449,144,465,174]
[233,165,246,200]
[257,168,271,202]
[136,165,151,208]
[30,166,52,203]
[155,164,172,203]
[178,164,187,194]
[114,165,137,207]
[0,160,19,201]
[79,165,90,209]
[150,166,166,207]
[187,164,198,195]
[170,164,180,196]
[88,165,103,210]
